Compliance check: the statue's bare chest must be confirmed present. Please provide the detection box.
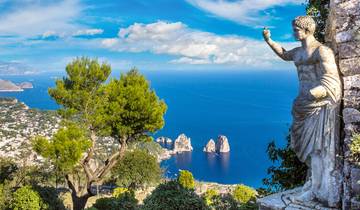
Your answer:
[293,48,322,83]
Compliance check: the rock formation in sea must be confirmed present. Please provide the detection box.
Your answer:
[216,135,230,153]
[173,133,193,153]
[203,135,230,153]
[18,82,33,89]
[203,139,216,153]
[156,136,172,144]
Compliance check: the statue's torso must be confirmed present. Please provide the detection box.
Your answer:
[293,46,323,102]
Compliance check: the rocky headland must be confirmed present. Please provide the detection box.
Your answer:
[0,79,23,92]
[0,79,33,91]
[204,135,230,153]
[18,82,33,89]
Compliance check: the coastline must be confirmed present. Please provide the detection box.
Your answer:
[0,89,24,92]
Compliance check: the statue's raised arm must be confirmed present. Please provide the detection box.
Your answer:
[262,28,297,61]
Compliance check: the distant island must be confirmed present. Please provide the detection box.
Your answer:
[0,79,33,92]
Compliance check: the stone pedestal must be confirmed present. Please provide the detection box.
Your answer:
[257,188,339,210]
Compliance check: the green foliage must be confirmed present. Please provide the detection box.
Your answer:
[10,185,43,210]
[262,134,307,193]
[112,150,161,190]
[98,68,167,141]
[0,158,18,184]
[232,185,257,204]
[93,191,138,210]
[117,191,138,210]
[306,0,330,43]
[32,185,66,210]
[48,57,111,127]
[209,194,238,210]
[92,197,119,210]
[203,189,218,206]
[141,180,207,210]
[350,133,360,166]
[178,170,195,190]
[131,141,165,159]
[112,187,129,198]
[0,183,11,210]
[32,124,92,173]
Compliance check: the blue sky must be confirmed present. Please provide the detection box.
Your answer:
[0,0,306,72]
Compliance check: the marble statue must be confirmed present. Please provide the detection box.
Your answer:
[263,16,342,207]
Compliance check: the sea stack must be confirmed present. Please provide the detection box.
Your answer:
[173,133,193,153]
[156,136,172,144]
[203,139,216,153]
[216,135,230,153]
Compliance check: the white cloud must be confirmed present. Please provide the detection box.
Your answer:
[0,0,82,37]
[73,29,104,36]
[42,30,65,39]
[186,0,303,26]
[101,21,297,68]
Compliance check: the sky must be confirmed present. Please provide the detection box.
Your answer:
[0,0,306,72]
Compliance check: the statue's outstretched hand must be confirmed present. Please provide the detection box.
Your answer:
[263,28,271,41]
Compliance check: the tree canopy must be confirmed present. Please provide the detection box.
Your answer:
[32,124,92,173]
[112,149,162,190]
[178,170,195,190]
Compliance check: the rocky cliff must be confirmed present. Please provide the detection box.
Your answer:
[216,135,230,153]
[203,139,216,153]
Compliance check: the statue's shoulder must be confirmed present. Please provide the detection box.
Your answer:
[316,45,335,58]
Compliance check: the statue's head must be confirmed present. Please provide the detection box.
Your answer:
[292,16,316,41]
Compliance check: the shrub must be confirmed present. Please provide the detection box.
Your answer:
[32,185,66,210]
[93,191,138,210]
[262,134,307,193]
[141,180,207,210]
[117,191,138,210]
[112,150,162,190]
[0,184,9,210]
[0,157,18,183]
[210,194,238,210]
[112,187,129,198]
[232,185,257,204]
[350,133,360,166]
[10,185,43,210]
[92,197,118,210]
[203,189,218,206]
[177,170,195,190]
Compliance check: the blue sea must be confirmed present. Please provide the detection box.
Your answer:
[0,70,298,188]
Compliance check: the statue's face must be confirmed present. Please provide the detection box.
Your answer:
[293,26,309,41]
